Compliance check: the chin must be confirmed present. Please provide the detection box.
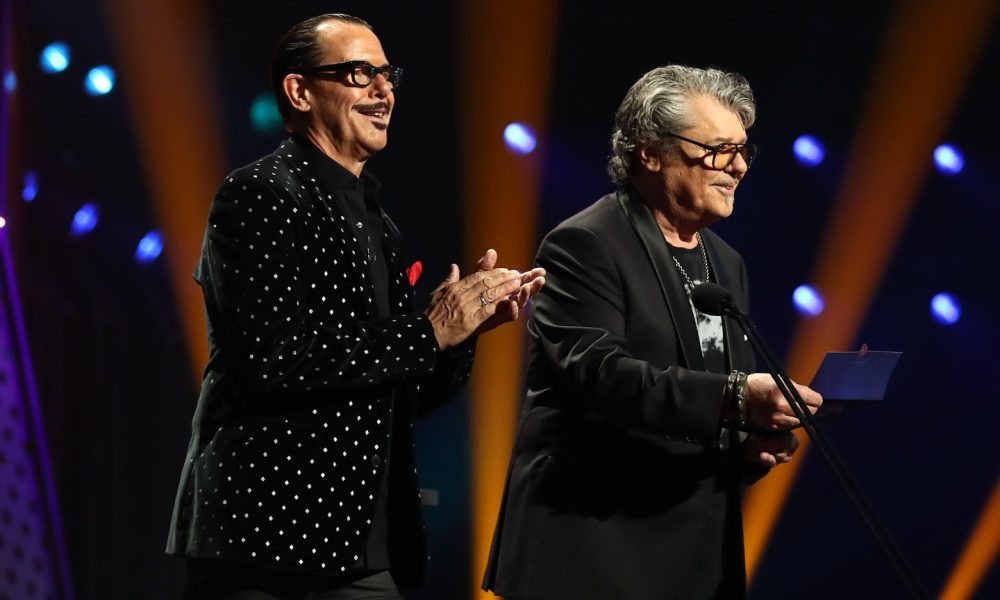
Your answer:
[710,204,734,220]
[363,140,388,156]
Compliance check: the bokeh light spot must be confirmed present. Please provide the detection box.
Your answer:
[40,42,71,73]
[792,134,825,167]
[930,292,960,324]
[793,284,825,316]
[933,144,964,175]
[504,122,537,154]
[84,66,116,96]
[135,231,164,263]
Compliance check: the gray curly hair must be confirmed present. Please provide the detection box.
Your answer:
[607,65,756,186]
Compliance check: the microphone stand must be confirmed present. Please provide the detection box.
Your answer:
[723,305,930,600]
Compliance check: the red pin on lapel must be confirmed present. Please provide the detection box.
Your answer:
[406,260,423,286]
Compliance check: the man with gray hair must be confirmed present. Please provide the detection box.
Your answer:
[483,65,822,599]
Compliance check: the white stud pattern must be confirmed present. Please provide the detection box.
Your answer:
[167,139,474,575]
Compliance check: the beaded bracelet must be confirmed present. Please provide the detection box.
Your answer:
[724,370,748,429]
[734,371,748,427]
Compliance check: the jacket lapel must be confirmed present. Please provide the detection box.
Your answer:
[379,208,414,315]
[616,188,705,371]
[282,139,366,266]
[282,138,378,317]
[280,137,413,319]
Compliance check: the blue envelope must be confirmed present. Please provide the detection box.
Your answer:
[809,350,902,418]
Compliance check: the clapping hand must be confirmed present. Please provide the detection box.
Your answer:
[425,249,545,350]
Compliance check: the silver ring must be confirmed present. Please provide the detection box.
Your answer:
[478,293,488,306]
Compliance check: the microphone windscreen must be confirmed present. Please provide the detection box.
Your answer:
[690,283,732,316]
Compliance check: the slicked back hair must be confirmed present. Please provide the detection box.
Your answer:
[271,13,374,123]
[608,65,755,186]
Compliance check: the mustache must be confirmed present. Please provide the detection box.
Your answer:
[355,101,390,112]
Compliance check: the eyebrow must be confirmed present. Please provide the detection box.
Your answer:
[707,136,748,145]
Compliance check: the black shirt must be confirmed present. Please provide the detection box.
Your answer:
[295,135,393,571]
[669,242,727,375]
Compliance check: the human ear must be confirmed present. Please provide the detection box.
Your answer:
[283,74,311,114]
[637,143,662,173]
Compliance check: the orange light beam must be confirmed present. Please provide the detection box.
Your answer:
[100,0,228,383]
[457,1,559,598]
[742,0,999,585]
[939,475,1000,600]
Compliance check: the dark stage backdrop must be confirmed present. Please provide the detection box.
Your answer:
[7,0,1000,598]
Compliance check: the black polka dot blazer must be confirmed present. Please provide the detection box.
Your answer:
[166,137,473,583]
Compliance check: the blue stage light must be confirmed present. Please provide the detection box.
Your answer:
[933,144,964,175]
[71,203,99,236]
[792,284,824,316]
[250,92,284,134]
[135,231,164,263]
[3,70,15,94]
[22,171,38,202]
[930,293,960,325]
[792,135,825,167]
[504,122,537,154]
[85,66,116,96]
[40,42,71,73]
[0,216,6,229]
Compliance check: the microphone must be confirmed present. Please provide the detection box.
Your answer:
[690,282,735,317]
[696,283,929,598]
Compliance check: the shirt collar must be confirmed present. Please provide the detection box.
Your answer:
[289,134,382,198]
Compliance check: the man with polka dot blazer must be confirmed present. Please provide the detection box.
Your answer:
[166,13,545,599]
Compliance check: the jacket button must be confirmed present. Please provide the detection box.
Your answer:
[371,454,382,467]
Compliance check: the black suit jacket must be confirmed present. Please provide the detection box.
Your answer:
[483,188,759,599]
[166,137,472,584]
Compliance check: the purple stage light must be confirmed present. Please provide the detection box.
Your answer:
[792,135,824,167]
[504,122,537,154]
[933,144,964,175]
[22,171,38,202]
[930,293,960,325]
[793,284,824,316]
[70,203,99,236]
[135,230,163,263]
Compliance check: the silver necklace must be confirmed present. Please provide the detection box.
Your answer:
[671,232,709,290]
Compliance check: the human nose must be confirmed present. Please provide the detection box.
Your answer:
[370,72,393,97]
[725,150,749,176]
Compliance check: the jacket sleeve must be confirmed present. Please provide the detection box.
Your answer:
[531,223,728,443]
[415,339,476,417]
[199,174,441,397]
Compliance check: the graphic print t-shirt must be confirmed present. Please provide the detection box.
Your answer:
[670,244,726,374]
